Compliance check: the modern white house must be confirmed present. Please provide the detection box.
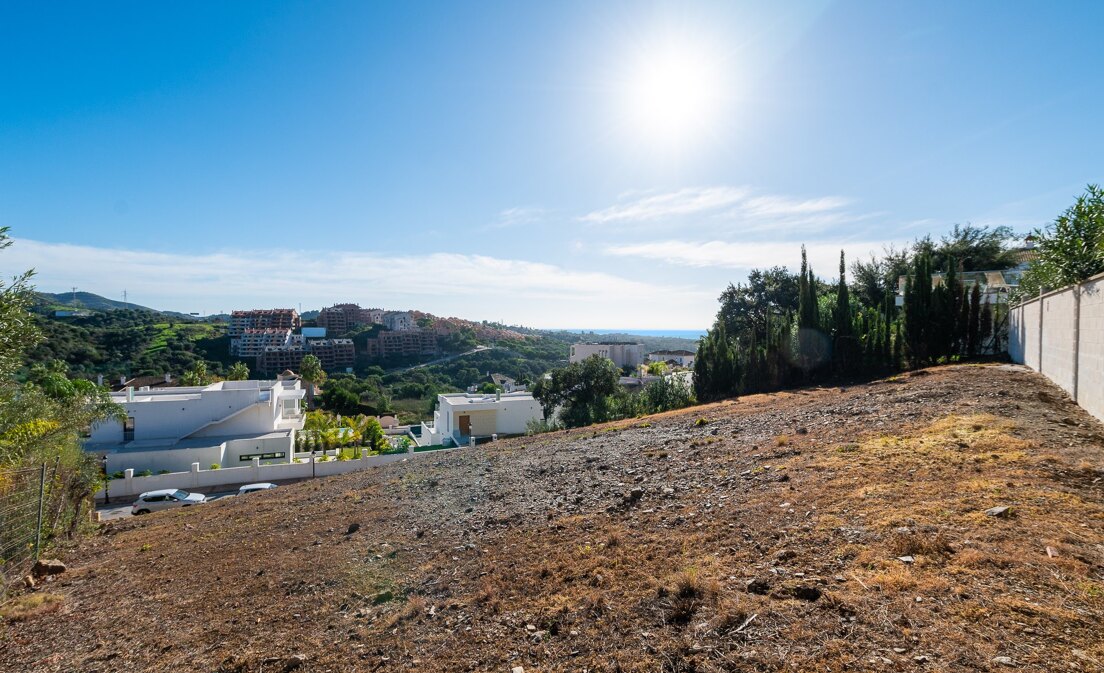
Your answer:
[419,392,542,447]
[569,342,645,368]
[648,350,696,368]
[85,378,306,474]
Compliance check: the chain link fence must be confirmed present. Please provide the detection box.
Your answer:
[0,460,64,593]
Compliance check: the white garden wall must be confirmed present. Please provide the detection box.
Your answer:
[1009,271,1104,423]
[97,447,456,500]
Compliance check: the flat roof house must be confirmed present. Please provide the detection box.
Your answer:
[569,342,645,368]
[85,379,306,474]
[420,392,542,447]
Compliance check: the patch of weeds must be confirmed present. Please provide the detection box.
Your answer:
[775,435,790,447]
[0,592,64,621]
[837,443,860,453]
[660,569,715,625]
[889,530,953,558]
[139,543,152,553]
[694,418,710,427]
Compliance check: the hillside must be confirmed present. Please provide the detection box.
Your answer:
[5,365,1104,672]
[34,291,196,319]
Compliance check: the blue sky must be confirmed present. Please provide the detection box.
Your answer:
[2,1,1102,327]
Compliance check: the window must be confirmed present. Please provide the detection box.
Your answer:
[123,417,135,442]
[238,451,286,462]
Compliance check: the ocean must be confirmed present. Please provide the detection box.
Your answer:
[556,328,707,340]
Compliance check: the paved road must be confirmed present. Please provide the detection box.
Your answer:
[96,490,237,521]
[388,345,492,373]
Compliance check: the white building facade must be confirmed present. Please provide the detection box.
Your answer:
[648,350,696,368]
[569,342,644,368]
[420,392,542,447]
[86,379,306,474]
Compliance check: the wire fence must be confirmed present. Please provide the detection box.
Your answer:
[0,460,64,592]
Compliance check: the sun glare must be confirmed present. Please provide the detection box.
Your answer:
[621,39,727,150]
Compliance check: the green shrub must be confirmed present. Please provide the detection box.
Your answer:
[157,469,170,474]
[209,463,220,470]
[137,469,153,477]
[110,471,125,480]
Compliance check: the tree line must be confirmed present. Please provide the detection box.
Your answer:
[694,185,1104,402]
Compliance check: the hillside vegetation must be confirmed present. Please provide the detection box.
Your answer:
[5,365,1103,672]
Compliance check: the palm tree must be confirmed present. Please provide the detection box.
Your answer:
[299,354,326,410]
[227,361,250,381]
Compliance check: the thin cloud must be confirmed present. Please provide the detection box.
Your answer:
[9,238,714,329]
[486,206,548,230]
[581,186,749,223]
[580,186,872,236]
[604,239,910,277]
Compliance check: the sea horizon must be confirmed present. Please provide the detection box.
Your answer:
[552,328,706,340]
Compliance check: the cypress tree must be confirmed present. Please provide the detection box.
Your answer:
[967,283,981,356]
[979,300,993,353]
[833,251,858,373]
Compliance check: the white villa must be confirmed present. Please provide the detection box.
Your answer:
[420,392,542,447]
[86,378,306,474]
[569,342,644,368]
[648,349,696,368]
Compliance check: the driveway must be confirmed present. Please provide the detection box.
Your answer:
[96,490,237,521]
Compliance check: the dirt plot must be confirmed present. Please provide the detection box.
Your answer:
[3,364,1103,673]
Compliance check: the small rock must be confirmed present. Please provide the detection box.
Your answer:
[345,522,361,536]
[31,559,66,577]
[512,667,525,673]
[992,656,1015,666]
[22,574,35,588]
[985,506,1012,518]
[897,555,915,564]
[281,654,307,672]
[745,578,771,595]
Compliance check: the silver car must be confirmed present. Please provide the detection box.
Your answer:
[237,482,278,495]
[131,489,206,515]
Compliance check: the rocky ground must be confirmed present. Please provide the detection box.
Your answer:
[2,364,1103,673]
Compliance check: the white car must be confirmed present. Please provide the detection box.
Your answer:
[131,489,206,515]
[238,482,278,495]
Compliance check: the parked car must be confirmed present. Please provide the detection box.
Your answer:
[131,489,206,515]
[237,482,278,495]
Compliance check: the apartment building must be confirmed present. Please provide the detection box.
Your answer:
[383,310,415,331]
[257,338,355,373]
[229,308,300,337]
[231,327,292,357]
[363,330,437,358]
[316,303,366,334]
[307,338,355,371]
[258,342,307,373]
[569,342,645,368]
[85,378,306,474]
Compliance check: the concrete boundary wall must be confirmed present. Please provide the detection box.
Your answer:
[97,447,457,500]
[1009,271,1104,423]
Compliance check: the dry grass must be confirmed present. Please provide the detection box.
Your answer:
[0,592,64,621]
[5,365,1103,673]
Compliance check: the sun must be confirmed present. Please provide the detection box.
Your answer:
[621,38,727,150]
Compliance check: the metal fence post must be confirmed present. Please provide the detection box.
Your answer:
[33,462,46,562]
